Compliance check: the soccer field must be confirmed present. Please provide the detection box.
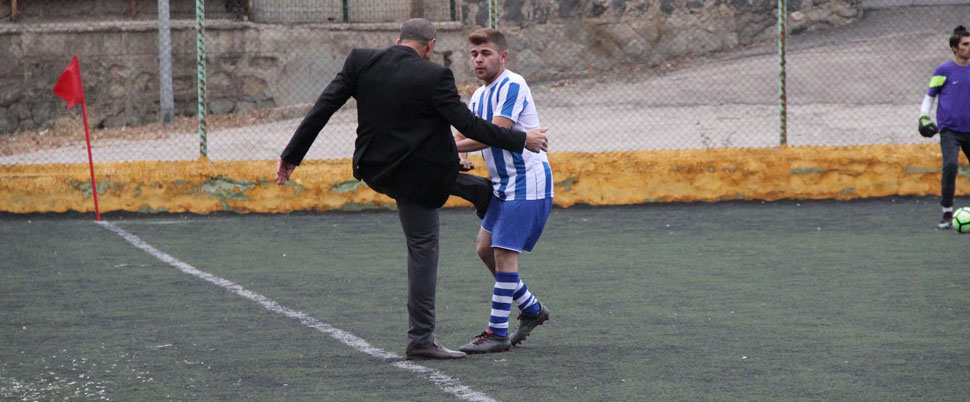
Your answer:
[1,198,968,401]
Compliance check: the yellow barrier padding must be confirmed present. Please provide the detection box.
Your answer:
[549,143,965,206]
[0,144,966,214]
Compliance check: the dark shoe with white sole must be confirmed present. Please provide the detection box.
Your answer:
[939,211,954,230]
[510,305,550,347]
[459,331,512,354]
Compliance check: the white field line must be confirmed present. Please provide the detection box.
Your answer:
[97,220,497,402]
[111,220,192,225]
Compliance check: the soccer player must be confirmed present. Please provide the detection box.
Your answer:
[453,29,553,354]
[919,25,970,229]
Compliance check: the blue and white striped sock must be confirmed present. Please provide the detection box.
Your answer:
[513,279,541,317]
[488,272,518,338]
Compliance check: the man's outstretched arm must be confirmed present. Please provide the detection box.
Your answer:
[277,51,360,183]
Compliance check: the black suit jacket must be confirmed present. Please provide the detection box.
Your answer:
[281,45,527,208]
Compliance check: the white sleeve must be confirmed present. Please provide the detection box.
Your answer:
[920,94,935,116]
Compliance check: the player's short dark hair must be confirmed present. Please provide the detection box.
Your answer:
[400,18,436,45]
[950,25,969,49]
[468,28,508,52]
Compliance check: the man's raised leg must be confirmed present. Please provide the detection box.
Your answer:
[451,174,493,219]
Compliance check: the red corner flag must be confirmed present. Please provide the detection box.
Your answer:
[52,55,100,221]
[53,55,85,109]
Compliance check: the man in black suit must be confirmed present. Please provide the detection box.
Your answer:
[276,18,549,360]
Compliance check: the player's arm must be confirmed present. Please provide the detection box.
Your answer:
[918,95,939,138]
[453,131,474,171]
[456,117,514,152]
[918,74,944,138]
[454,131,471,156]
[920,94,935,115]
[432,68,547,153]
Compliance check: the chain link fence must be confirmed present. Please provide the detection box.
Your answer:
[0,0,459,23]
[0,0,966,164]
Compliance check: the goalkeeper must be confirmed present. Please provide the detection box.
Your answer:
[919,25,970,229]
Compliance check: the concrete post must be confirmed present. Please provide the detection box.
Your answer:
[157,0,175,125]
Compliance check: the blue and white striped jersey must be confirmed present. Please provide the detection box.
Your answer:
[468,69,553,201]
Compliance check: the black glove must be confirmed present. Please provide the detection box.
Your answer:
[919,114,939,138]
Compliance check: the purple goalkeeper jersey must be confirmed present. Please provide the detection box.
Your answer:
[927,61,970,133]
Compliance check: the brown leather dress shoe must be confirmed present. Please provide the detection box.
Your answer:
[405,341,467,360]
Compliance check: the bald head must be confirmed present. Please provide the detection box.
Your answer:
[399,18,436,45]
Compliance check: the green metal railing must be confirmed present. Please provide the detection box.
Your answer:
[195,0,208,157]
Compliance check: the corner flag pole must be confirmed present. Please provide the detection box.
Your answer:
[80,96,101,221]
[53,55,101,221]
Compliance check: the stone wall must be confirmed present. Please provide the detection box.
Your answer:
[0,21,469,134]
[463,0,862,81]
[0,0,862,134]
[0,0,241,22]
